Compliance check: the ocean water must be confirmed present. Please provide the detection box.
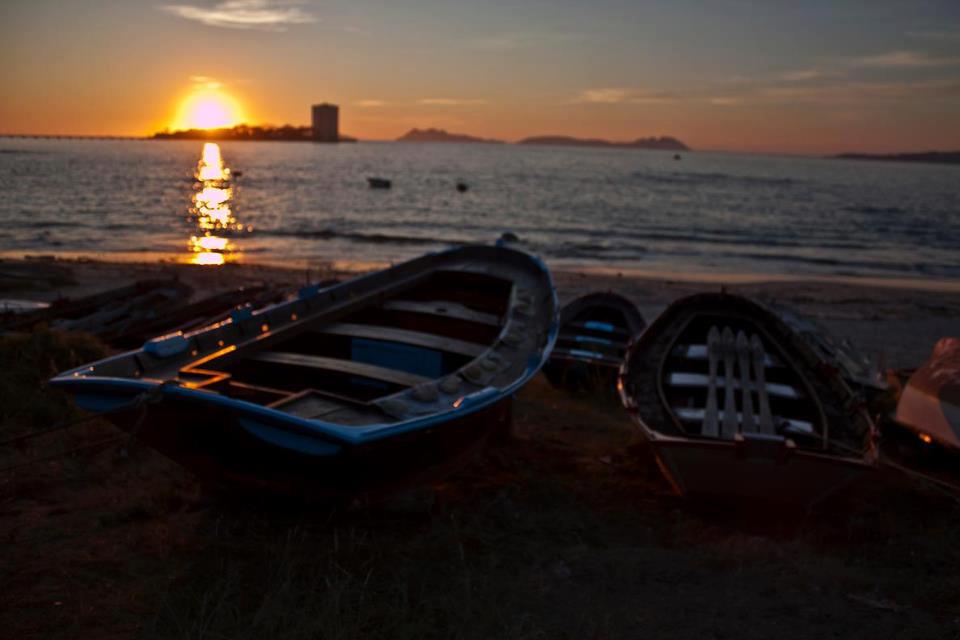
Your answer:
[0,138,957,281]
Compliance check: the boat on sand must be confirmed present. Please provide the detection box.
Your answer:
[543,292,645,394]
[50,244,558,498]
[618,292,877,506]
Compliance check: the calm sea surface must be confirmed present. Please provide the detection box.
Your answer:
[0,138,957,281]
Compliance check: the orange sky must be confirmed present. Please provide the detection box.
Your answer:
[1,0,959,154]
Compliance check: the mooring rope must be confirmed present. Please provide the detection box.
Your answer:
[0,381,174,473]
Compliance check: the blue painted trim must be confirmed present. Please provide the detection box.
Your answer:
[50,241,561,455]
[574,335,613,346]
[584,320,616,333]
[569,348,605,360]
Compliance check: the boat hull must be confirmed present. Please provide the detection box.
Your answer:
[646,432,870,506]
[101,393,510,498]
[544,292,645,394]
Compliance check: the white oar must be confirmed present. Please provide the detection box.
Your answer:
[751,334,775,433]
[702,327,720,437]
[736,331,756,433]
[721,327,738,438]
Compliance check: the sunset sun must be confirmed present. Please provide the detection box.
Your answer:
[172,88,245,130]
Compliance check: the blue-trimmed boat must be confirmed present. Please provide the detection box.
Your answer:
[50,244,558,497]
[543,292,646,393]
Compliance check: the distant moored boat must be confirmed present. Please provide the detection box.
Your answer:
[367,177,392,189]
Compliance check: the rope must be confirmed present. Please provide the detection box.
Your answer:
[0,380,175,473]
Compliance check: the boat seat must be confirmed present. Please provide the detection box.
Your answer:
[675,344,778,367]
[249,351,431,388]
[673,407,815,436]
[567,321,630,338]
[667,372,800,399]
[551,346,623,366]
[319,322,486,358]
[380,299,500,327]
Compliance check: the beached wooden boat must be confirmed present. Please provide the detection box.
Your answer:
[543,292,645,393]
[762,300,886,397]
[106,284,290,349]
[2,278,192,338]
[618,292,877,505]
[50,245,558,497]
[895,337,960,451]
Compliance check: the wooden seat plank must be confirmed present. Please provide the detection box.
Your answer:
[320,322,486,358]
[381,299,500,327]
[667,372,801,399]
[566,321,630,338]
[249,351,430,387]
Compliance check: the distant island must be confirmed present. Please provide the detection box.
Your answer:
[833,151,960,166]
[153,124,356,143]
[396,128,503,144]
[518,135,689,151]
[148,123,689,151]
[395,128,689,151]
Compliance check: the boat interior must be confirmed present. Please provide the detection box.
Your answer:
[72,252,554,429]
[655,310,830,449]
[553,298,639,366]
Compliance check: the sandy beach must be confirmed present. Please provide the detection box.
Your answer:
[6,256,958,367]
[2,256,959,639]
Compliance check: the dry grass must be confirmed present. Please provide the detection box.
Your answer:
[2,342,960,639]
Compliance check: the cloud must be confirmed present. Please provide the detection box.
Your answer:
[159,0,315,31]
[576,88,676,104]
[708,97,744,106]
[189,75,223,89]
[355,99,386,108]
[849,50,960,68]
[417,98,487,106]
[573,77,960,109]
[907,30,960,41]
[779,69,824,81]
[754,79,960,103]
[468,31,583,51]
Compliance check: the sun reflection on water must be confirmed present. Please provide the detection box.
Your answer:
[187,142,248,265]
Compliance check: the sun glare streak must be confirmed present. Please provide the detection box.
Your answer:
[185,142,250,266]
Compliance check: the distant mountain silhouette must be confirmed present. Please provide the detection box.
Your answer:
[517,135,689,151]
[397,128,503,144]
[833,151,960,165]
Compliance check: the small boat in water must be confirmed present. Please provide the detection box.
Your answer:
[543,292,645,393]
[618,292,877,505]
[51,244,558,497]
[367,177,392,189]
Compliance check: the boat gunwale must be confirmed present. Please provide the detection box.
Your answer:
[50,244,561,448]
[619,291,875,462]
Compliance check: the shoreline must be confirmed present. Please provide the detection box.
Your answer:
[3,251,958,294]
[2,255,958,370]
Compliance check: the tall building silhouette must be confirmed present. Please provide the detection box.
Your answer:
[311,103,339,142]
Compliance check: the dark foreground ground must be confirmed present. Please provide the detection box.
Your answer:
[2,260,960,639]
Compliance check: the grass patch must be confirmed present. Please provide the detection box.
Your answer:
[0,327,107,434]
